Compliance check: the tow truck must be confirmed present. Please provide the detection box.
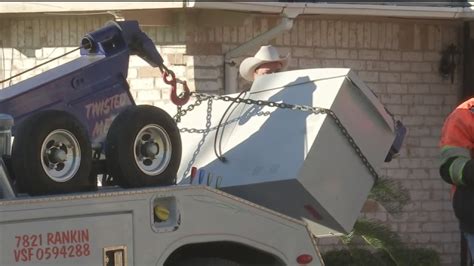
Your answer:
[0,20,405,265]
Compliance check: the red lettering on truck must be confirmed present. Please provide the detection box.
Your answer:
[12,229,91,263]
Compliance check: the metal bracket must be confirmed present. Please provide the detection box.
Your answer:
[103,246,127,266]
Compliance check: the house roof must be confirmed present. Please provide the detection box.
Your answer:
[1,1,474,20]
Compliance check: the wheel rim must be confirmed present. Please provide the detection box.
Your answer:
[133,124,172,176]
[41,129,81,182]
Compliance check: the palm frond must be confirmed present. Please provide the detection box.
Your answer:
[368,177,410,214]
[346,219,409,265]
[333,177,439,266]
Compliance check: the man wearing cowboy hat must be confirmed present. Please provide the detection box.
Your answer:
[239,45,290,82]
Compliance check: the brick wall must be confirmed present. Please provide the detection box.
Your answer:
[0,12,464,265]
[0,14,189,108]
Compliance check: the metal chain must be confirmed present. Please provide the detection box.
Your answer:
[176,92,380,182]
[179,117,242,134]
[181,98,214,179]
[173,92,208,122]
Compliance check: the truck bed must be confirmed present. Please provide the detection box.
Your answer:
[0,185,322,266]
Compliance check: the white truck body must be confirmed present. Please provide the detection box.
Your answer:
[0,183,323,266]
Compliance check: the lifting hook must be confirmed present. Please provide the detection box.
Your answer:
[163,70,190,106]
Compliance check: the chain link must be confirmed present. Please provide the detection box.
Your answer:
[176,91,380,182]
[181,98,214,179]
[173,92,207,122]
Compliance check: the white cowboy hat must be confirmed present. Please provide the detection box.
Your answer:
[239,45,289,81]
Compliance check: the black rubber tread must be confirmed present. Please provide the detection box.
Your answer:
[105,105,181,188]
[11,110,93,195]
[176,257,240,266]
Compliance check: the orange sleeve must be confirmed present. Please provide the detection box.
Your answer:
[440,103,474,150]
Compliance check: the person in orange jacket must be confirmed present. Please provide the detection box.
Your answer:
[440,98,474,261]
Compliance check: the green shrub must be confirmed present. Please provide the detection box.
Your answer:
[322,248,394,266]
[322,247,440,266]
[402,248,440,266]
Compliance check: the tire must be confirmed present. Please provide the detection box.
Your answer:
[176,257,240,266]
[105,105,181,188]
[12,110,93,195]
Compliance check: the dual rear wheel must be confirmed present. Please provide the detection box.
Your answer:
[105,105,181,188]
[12,105,180,195]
